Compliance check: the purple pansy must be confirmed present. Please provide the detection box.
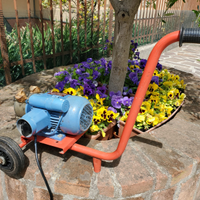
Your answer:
[96,90,107,98]
[94,60,101,65]
[69,79,80,88]
[100,58,107,67]
[87,58,93,63]
[64,75,71,83]
[76,68,83,75]
[122,96,132,107]
[93,70,100,79]
[103,45,108,50]
[73,64,79,68]
[140,59,147,69]
[134,68,142,74]
[55,81,65,92]
[108,107,117,113]
[54,71,64,76]
[111,95,123,109]
[79,72,90,81]
[83,84,94,96]
[156,62,162,71]
[129,72,139,85]
[107,61,112,69]
[97,85,107,94]
[109,91,122,98]
[151,76,159,85]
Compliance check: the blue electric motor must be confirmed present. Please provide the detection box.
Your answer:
[16,93,93,140]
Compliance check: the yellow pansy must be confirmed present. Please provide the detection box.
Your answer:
[77,86,84,95]
[136,114,146,122]
[150,95,160,104]
[155,112,167,123]
[160,95,167,102]
[106,110,119,123]
[83,95,88,99]
[173,75,180,81]
[148,82,159,93]
[174,99,182,107]
[152,117,159,126]
[151,91,160,97]
[63,88,77,95]
[167,90,174,100]
[135,65,140,69]
[130,65,134,70]
[93,115,101,124]
[139,106,147,114]
[90,125,99,132]
[153,70,159,76]
[166,106,173,116]
[146,116,155,125]
[96,93,105,106]
[180,80,186,89]
[148,108,155,115]
[180,93,186,100]
[120,111,129,122]
[163,81,173,88]
[142,101,151,110]
[51,88,59,93]
[97,107,107,120]
[101,130,106,137]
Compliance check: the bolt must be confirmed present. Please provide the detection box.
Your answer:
[0,156,6,165]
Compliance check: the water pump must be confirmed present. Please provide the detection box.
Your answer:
[16,93,93,140]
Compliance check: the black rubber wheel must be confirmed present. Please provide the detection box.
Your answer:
[0,136,25,178]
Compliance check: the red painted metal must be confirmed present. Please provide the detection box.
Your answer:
[93,158,101,173]
[18,30,180,171]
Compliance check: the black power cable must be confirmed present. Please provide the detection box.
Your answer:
[34,136,53,200]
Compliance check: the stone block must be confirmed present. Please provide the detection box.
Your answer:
[4,175,27,200]
[97,168,114,197]
[0,175,3,200]
[54,150,94,197]
[132,133,193,186]
[178,174,200,200]
[33,188,63,200]
[133,145,168,190]
[35,147,62,187]
[105,140,154,197]
[54,180,90,197]
[194,179,200,200]
[151,187,176,200]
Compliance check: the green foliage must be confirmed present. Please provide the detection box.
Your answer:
[192,9,200,28]
[0,15,110,87]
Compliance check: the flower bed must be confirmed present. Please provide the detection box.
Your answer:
[52,42,186,139]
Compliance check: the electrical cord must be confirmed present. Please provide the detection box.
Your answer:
[34,136,53,200]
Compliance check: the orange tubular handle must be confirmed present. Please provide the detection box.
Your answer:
[70,31,180,160]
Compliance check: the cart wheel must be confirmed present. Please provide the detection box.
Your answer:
[0,136,25,178]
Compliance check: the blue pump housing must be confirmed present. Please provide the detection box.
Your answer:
[17,93,93,140]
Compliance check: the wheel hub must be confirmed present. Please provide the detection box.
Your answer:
[0,156,6,165]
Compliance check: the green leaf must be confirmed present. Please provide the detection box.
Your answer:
[162,19,166,23]
[153,2,156,9]
[164,13,174,16]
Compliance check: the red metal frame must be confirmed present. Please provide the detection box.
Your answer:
[19,31,180,173]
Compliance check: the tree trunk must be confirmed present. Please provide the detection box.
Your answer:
[108,0,142,93]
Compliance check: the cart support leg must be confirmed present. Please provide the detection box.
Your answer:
[93,158,101,173]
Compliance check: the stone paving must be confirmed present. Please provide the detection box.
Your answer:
[159,44,200,77]
[0,45,200,200]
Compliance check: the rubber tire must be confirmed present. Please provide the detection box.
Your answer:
[0,136,25,178]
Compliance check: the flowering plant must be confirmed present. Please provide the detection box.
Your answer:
[52,40,186,136]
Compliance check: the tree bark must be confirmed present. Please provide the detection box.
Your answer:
[108,0,142,93]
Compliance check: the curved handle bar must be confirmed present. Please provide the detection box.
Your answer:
[179,27,200,47]
[70,30,180,160]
